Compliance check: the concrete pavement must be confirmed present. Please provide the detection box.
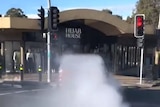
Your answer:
[1,73,58,82]
[1,73,160,89]
[115,75,160,89]
[0,81,54,91]
[1,73,48,82]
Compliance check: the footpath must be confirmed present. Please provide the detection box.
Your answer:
[1,73,160,89]
[0,73,55,89]
[115,75,160,89]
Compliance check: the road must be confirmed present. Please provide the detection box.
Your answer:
[0,83,57,107]
[0,83,160,107]
[123,86,160,107]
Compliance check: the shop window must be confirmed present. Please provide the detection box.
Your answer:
[22,32,36,41]
[5,41,20,73]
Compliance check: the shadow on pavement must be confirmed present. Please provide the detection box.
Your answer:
[123,86,160,106]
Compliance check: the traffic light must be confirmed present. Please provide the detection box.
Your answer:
[50,33,58,42]
[134,14,145,38]
[54,33,58,40]
[49,6,59,31]
[51,33,58,40]
[38,6,45,31]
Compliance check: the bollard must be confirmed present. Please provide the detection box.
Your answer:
[19,64,24,81]
[38,65,42,82]
[0,65,2,78]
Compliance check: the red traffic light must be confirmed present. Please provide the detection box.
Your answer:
[54,33,57,40]
[54,35,57,39]
[134,14,145,38]
[51,33,58,41]
[136,16,143,27]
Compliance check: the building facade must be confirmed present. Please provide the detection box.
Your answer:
[0,9,156,76]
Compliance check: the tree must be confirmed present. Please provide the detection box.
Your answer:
[5,8,27,18]
[102,9,112,14]
[102,9,123,20]
[126,16,133,23]
[114,15,123,20]
[126,0,160,27]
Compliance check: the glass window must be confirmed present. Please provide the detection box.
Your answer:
[128,47,131,67]
[5,41,20,73]
[25,42,45,73]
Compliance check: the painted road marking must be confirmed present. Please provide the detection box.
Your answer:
[2,84,22,88]
[0,88,48,96]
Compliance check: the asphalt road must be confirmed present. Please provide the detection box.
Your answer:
[0,84,160,107]
[123,86,160,107]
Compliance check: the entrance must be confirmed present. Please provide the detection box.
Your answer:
[25,42,45,73]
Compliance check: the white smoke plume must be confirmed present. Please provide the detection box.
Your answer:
[53,54,130,107]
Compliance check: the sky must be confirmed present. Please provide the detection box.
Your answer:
[0,0,138,20]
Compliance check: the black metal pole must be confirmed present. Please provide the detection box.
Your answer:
[20,64,24,81]
[38,66,42,82]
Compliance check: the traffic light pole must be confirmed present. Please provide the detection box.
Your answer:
[47,0,51,83]
[137,38,144,84]
[134,14,145,85]
[139,39,144,84]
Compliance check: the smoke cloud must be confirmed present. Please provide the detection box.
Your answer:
[53,54,130,107]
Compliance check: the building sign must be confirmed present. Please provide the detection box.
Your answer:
[65,28,82,39]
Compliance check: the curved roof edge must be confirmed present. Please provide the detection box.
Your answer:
[60,9,129,33]
[0,9,155,35]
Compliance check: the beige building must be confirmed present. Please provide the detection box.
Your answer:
[0,9,156,75]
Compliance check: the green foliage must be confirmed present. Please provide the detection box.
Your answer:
[102,9,112,14]
[126,0,160,27]
[126,16,133,23]
[5,8,27,18]
[102,9,122,20]
[114,15,123,20]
